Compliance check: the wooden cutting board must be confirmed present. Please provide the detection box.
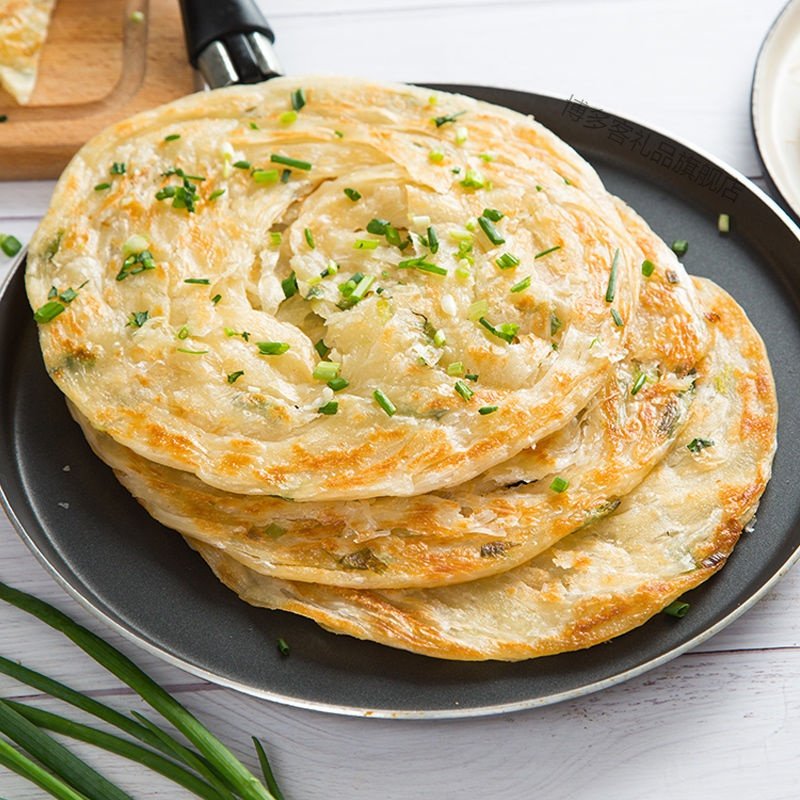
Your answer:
[0,0,196,180]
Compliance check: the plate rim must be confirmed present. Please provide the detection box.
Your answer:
[3,84,800,719]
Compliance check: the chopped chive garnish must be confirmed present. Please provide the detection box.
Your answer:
[385,225,402,248]
[233,160,251,169]
[304,227,315,249]
[610,308,624,327]
[252,169,279,183]
[177,326,189,340]
[477,215,505,245]
[313,361,340,381]
[314,339,331,359]
[33,301,65,323]
[227,370,244,384]
[257,341,290,355]
[641,259,655,277]
[663,600,690,618]
[184,278,210,285]
[460,169,486,190]
[478,316,518,343]
[353,239,379,250]
[281,272,298,298]
[671,240,689,256]
[334,129,344,138]
[0,234,22,257]
[687,437,714,453]
[280,169,291,183]
[455,126,468,145]
[535,245,561,259]
[397,256,447,276]
[478,405,498,415]
[327,376,349,392]
[427,226,439,254]
[718,213,730,234]
[318,401,338,415]
[94,182,111,191]
[464,373,479,381]
[176,347,208,354]
[433,110,466,127]
[277,637,291,656]
[127,310,149,328]
[373,389,397,416]
[291,88,306,111]
[428,150,445,163]
[549,476,569,493]
[550,312,562,337]
[164,134,181,142]
[482,208,503,222]
[111,162,126,175]
[454,380,474,401]
[349,273,375,300]
[631,372,647,396]
[479,152,496,162]
[270,153,312,171]
[209,188,225,201]
[496,253,520,270]
[269,231,282,247]
[447,362,464,376]
[366,218,389,235]
[279,110,298,125]
[47,286,57,299]
[510,275,531,293]
[249,121,259,129]
[59,287,79,303]
[211,294,222,305]
[605,248,620,302]
[344,188,361,202]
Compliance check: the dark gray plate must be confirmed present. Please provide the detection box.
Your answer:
[2,86,800,719]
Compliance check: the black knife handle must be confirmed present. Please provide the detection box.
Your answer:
[179,0,275,67]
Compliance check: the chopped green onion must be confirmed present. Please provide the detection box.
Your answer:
[127,310,149,328]
[478,316,518,343]
[718,213,730,234]
[550,312,562,337]
[427,226,439,254]
[428,150,445,163]
[433,110,466,127]
[454,126,468,145]
[276,638,291,656]
[605,248,620,302]
[641,259,655,277]
[549,476,569,493]
[184,278,210,285]
[349,273,375,301]
[291,88,306,111]
[59,287,79,303]
[211,294,222,305]
[94,182,111,191]
[227,370,244,384]
[176,348,208,355]
[510,275,531,293]
[33,301,65,323]
[318,401,338,415]
[344,188,361,201]
[252,169,279,183]
[281,272,298,298]
[233,160,251,169]
[433,329,447,347]
[631,372,647,396]
[460,169,486,190]
[279,110,297,125]
[353,238,379,250]
[610,308,624,327]
[333,129,344,138]
[269,231,282,248]
[164,134,181,142]
[495,253,520,270]
[397,256,447,276]
[270,153,312,171]
[314,339,331,359]
[0,234,22,257]
[304,227,315,249]
[535,245,561,259]
[249,122,260,129]
[464,373,479,381]
[280,169,291,183]
[366,218,389,235]
[687,437,714,453]
[467,299,489,321]
[257,341,290,355]
[447,362,464,376]
[479,152,496,162]
[482,208,504,222]
[209,188,225,201]
[478,405,498,415]
[177,326,189,340]
[313,361,340,381]
[663,600,690,618]
[327,376,349,392]
[454,380,474,401]
[111,162,126,175]
[477,215,505,245]
[373,388,397,416]
[671,239,689,256]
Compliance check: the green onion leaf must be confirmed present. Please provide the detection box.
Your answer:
[482,208,503,222]
[478,316,518,343]
[510,275,531,293]
[257,342,290,355]
[446,362,464,376]
[460,169,486,190]
[631,372,647,396]
[397,256,447,276]
[432,110,466,127]
[269,231,282,248]
[535,245,561,259]
[304,227,315,249]
[111,162,126,175]
[373,389,396,416]
[0,736,89,800]
[209,188,226,201]
[428,150,445,163]
[605,248,620,302]
[211,294,222,305]
[164,134,181,142]
[184,278,210,285]
[127,310,149,328]
[279,110,297,125]
[718,213,730,234]
[94,182,111,191]
[177,326,190,340]
[33,301,65,323]
[478,405,498,415]
[318,401,339,415]
[366,218,389,235]
[610,308,624,327]
[227,371,244,384]
[177,347,208,355]
[253,738,286,800]
[291,88,306,111]
[549,476,569,493]
[252,169,279,184]
[327,376,349,392]
[427,226,439,254]
[314,339,331,359]
[0,233,22,257]
[550,312,562,337]
[671,239,689,256]
[477,215,505,245]
[353,238,379,250]
[281,272,298,299]
[464,373,479,381]
[313,361,340,381]
[495,253,519,270]
[344,188,361,201]
[687,437,714,453]
[454,380,474,401]
[663,600,690,618]
[270,153,312,171]
[641,259,655,277]
[349,273,375,300]
[233,160,251,169]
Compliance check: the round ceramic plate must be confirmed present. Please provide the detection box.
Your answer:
[752,0,800,218]
[2,86,800,719]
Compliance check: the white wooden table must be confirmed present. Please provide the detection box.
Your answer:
[2,1,800,797]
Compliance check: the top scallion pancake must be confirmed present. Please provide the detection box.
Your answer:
[27,76,646,500]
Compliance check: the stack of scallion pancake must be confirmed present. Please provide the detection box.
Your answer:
[25,77,777,660]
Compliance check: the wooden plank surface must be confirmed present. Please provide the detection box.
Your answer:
[1,1,798,798]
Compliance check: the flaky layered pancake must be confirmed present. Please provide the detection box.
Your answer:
[27,77,648,500]
[0,0,56,104]
[189,280,777,660]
